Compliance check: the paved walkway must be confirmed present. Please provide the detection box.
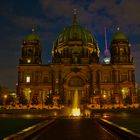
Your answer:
[29,118,122,140]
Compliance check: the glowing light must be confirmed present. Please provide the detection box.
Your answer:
[121,87,129,98]
[103,94,107,98]
[103,113,110,118]
[4,95,8,99]
[22,114,32,119]
[117,27,120,31]
[121,88,128,93]
[103,57,110,64]
[27,59,31,63]
[54,112,57,116]
[72,108,81,116]
[26,76,30,83]
[84,109,91,117]
[24,88,31,102]
[10,92,16,96]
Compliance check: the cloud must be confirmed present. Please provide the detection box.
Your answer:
[10,16,47,30]
[40,0,73,17]
[117,0,140,23]
[40,0,94,24]
[89,0,140,34]
[39,0,140,36]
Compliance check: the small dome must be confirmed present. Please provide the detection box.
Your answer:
[24,29,40,41]
[112,31,128,40]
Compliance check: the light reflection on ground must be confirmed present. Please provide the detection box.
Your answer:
[102,112,140,134]
[0,113,49,119]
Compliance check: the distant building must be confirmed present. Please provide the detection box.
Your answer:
[17,12,137,107]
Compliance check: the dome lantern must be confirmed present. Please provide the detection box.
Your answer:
[24,28,40,42]
[73,9,78,25]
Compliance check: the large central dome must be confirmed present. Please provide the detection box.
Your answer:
[52,12,100,64]
[54,24,97,47]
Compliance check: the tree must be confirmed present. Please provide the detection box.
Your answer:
[7,95,15,105]
[45,94,53,107]
[31,96,39,105]
[124,95,132,105]
[19,94,28,105]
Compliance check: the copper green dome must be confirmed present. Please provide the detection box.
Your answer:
[112,31,128,40]
[54,24,96,47]
[52,12,100,64]
[53,13,97,48]
[25,29,40,41]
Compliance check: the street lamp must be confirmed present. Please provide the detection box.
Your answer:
[3,94,8,108]
[103,94,107,99]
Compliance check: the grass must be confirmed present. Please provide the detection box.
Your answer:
[104,113,140,133]
[89,108,140,133]
[0,117,46,139]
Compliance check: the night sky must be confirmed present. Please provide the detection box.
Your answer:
[0,0,140,90]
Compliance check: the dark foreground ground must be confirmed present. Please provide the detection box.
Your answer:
[27,118,123,140]
[1,108,140,139]
[0,117,47,139]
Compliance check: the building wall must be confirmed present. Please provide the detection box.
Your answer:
[17,63,136,106]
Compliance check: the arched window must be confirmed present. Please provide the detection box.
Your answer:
[68,76,84,87]
[43,76,48,83]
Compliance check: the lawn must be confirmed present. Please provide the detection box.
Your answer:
[104,112,140,133]
[0,117,46,139]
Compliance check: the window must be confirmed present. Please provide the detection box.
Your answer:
[68,76,84,87]
[103,74,110,83]
[26,76,30,83]
[27,59,31,63]
[43,76,48,83]
[56,78,59,84]
[120,48,124,55]
[121,88,129,99]
[121,74,127,82]
[27,49,33,55]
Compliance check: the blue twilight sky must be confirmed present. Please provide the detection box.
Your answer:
[0,0,140,90]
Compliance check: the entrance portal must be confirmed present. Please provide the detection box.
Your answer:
[64,76,88,105]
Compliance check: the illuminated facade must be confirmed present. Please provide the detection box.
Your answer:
[17,13,137,107]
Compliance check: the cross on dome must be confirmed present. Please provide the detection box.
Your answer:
[73,9,78,25]
[117,27,120,31]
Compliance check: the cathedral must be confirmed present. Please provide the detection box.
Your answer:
[17,12,137,108]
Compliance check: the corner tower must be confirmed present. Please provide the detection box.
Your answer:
[110,30,133,64]
[19,28,42,65]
